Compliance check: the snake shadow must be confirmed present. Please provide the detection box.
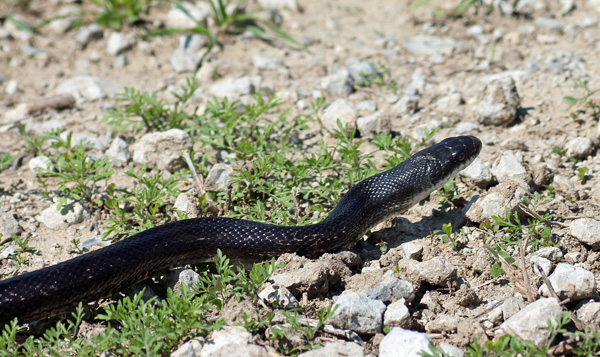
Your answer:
[366,195,479,254]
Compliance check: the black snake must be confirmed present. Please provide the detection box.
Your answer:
[0,136,481,324]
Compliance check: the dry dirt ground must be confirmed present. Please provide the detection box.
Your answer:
[1,0,600,355]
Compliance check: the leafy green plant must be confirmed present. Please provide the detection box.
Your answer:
[41,138,114,209]
[9,234,36,270]
[196,249,284,310]
[564,78,600,110]
[577,166,589,184]
[147,0,301,61]
[270,304,338,354]
[438,222,461,251]
[0,153,16,172]
[436,178,459,212]
[371,62,398,92]
[91,0,147,28]
[104,76,201,133]
[104,166,180,240]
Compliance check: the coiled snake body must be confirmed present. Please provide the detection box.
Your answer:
[0,136,481,324]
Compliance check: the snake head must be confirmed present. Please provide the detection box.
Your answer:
[419,135,482,187]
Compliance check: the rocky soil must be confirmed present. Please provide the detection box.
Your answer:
[1,0,600,356]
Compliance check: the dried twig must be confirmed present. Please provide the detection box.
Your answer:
[519,237,536,303]
[291,187,301,222]
[182,150,205,195]
[534,261,560,301]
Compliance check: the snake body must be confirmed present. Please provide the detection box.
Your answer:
[0,136,481,324]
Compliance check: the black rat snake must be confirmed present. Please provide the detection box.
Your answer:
[0,136,481,324]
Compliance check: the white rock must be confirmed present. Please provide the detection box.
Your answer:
[0,247,16,260]
[414,256,457,286]
[0,213,23,238]
[4,79,19,95]
[257,0,298,11]
[322,99,357,133]
[37,199,91,230]
[29,156,54,175]
[500,298,561,346]
[565,137,594,159]
[379,327,433,357]
[316,70,353,97]
[106,32,136,56]
[132,129,192,172]
[538,263,596,301]
[530,255,553,277]
[166,2,212,29]
[455,121,479,134]
[435,92,463,113]
[502,294,525,321]
[466,180,529,223]
[402,35,460,56]
[383,299,411,329]
[490,151,530,183]
[391,92,419,115]
[172,338,203,357]
[576,300,600,327]
[570,218,600,249]
[459,157,493,185]
[105,136,130,167]
[347,61,378,84]
[74,23,103,45]
[357,100,377,112]
[426,314,459,333]
[401,242,423,260]
[328,292,386,334]
[552,174,576,197]
[439,343,464,357]
[366,271,416,303]
[56,76,120,101]
[297,342,363,357]
[475,77,520,126]
[199,326,270,357]
[356,110,390,138]
[258,283,299,309]
[533,247,563,261]
[61,131,106,151]
[252,54,284,70]
[170,49,202,73]
[173,192,200,217]
[210,76,258,99]
[205,163,233,192]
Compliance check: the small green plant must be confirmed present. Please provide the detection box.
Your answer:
[564,78,600,110]
[147,0,301,61]
[577,166,589,184]
[552,145,568,157]
[436,178,459,212]
[41,134,114,209]
[438,222,461,251]
[372,62,398,92]
[271,304,338,354]
[104,166,180,240]
[8,234,36,270]
[0,153,16,172]
[455,0,482,16]
[461,312,598,356]
[91,0,147,28]
[105,76,201,133]
[196,249,284,310]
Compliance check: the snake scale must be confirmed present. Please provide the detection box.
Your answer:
[0,135,481,324]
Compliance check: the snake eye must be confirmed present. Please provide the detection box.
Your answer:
[458,152,466,161]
